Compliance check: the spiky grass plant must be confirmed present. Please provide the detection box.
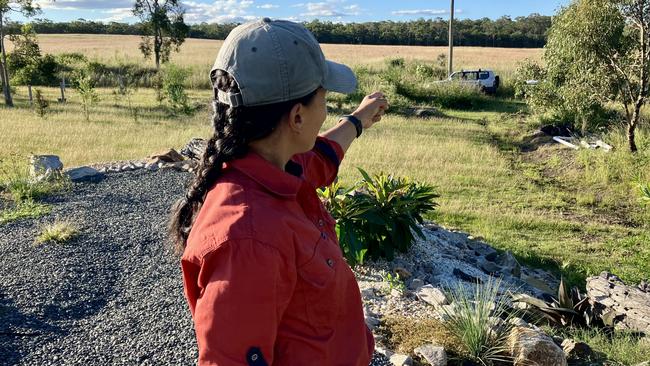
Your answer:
[438,277,518,365]
[35,221,79,245]
[640,183,650,205]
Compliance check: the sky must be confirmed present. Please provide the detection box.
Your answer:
[16,0,571,24]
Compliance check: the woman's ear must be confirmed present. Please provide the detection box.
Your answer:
[287,102,304,134]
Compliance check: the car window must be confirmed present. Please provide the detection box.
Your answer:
[450,72,461,80]
[465,72,478,80]
[479,72,490,80]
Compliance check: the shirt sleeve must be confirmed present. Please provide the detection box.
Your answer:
[291,136,345,189]
[185,239,296,366]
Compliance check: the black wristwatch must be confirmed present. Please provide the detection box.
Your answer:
[341,115,363,138]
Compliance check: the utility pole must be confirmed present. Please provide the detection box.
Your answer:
[448,0,454,77]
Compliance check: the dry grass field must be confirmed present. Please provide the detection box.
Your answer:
[8,34,542,78]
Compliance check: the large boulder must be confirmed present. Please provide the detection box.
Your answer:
[586,272,650,334]
[507,326,567,366]
[65,167,104,183]
[30,155,63,182]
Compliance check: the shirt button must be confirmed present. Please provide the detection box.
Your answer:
[251,354,258,361]
[327,259,334,267]
[321,232,327,239]
[318,219,324,227]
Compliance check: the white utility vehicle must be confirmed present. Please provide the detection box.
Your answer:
[437,69,500,94]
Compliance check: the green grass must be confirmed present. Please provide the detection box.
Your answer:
[0,200,51,224]
[544,327,650,365]
[35,221,80,245]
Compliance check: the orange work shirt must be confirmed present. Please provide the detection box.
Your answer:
[181,136,374,366]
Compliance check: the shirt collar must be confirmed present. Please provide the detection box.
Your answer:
[227,151,304,199]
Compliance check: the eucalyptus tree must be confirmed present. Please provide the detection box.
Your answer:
[132,0,188,70]
[0,0,40,107]
[542,0,650,152]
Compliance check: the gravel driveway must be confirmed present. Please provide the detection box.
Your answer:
[0,169,389,366]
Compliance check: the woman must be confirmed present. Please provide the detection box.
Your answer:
[169,18,388,366]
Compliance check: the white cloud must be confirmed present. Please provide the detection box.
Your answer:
[293,1,361,18]
[182,0,257,23]
[257,3,279,9]
[391,8,462,16]
[101,8,134,22]
[35,0,133,10]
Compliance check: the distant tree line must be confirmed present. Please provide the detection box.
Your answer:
[5,14,552,48]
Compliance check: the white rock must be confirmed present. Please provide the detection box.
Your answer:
[389,353,412,366]
[30,155,63,177]
[375,345,394,358]
[415,285,449,307]
[414,344,447,366]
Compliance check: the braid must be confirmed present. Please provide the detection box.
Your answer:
[168,70,319,253]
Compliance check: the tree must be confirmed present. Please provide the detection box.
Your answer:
[0,0,40,107]
[539,0,647,152]
[133,0,188,69]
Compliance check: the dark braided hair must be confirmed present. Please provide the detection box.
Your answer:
[169,70,319,253]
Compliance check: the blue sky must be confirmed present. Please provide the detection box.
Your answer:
[20,0,570,24]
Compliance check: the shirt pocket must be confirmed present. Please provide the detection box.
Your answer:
[297,235,341,329]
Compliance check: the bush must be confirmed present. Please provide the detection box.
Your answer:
[319,168,438,265]
[162,64,191,113]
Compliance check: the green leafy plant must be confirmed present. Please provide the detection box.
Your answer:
[0,200,51,225]
[439,278,519,365]
[319,168,438,265]
[512,277,604,328]
[382,272,406,293]
[74,69,100,122]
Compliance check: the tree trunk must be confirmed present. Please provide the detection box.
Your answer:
[628,121,638,153]
[0,12,14,107]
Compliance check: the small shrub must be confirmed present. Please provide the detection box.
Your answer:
[319,168,438,265]
[439,278,519,365]
[112,66,139,122]
[33,89,49,118]
[163,64,191,113]
[73,69,100,122]
[35,221,79,245]
[382,272,406,293]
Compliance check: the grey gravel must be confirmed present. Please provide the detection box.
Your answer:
[0,169,386,366]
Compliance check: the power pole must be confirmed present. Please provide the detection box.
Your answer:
[448,0,454,77]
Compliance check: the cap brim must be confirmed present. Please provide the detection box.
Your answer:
[323,60,357,94]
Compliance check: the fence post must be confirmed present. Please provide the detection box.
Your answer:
[28,85,33,106]
[59,76,66,103]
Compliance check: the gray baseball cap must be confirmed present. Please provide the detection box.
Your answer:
[211,18,357,107]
